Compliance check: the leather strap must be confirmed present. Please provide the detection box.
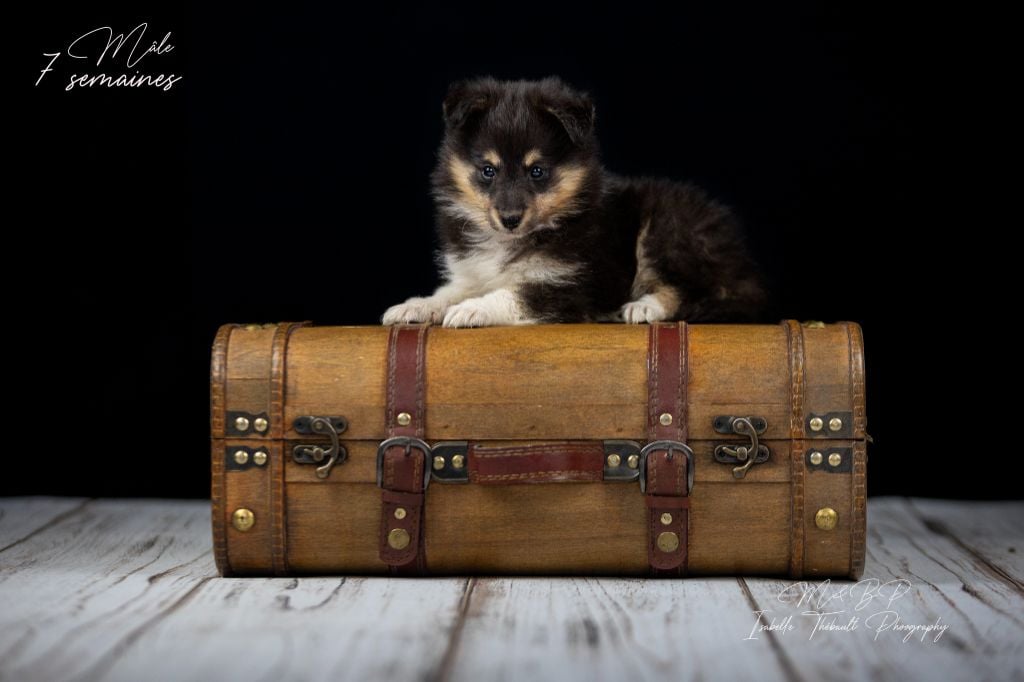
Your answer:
[784,319,807,579]
[645,322,690,576]
[379,325,429,574]
[468,442,605,484]
[270,321,311,576]
[210,323,238,576]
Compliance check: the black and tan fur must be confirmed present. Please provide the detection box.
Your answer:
[382,76,767,327]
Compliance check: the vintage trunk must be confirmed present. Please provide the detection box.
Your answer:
[210,321,867,578]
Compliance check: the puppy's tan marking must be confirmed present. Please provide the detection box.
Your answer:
[534,165,587,222]
[630,219,657,299]
[523,148,542,167]
[448,155,490,213]
[646,285,681,316]
[483,149,500,167]
[625,218,680,321]
[519,205,533,228]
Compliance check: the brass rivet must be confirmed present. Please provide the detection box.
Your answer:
[394,507,407,520]
[253,417,269,433]
[396,412,412,426]
[829,417,843,432]
[451,454,465,469]
[234,416,250,432]
[232,508,255,532]
[253,451,268,466]
[803,320,825,329]
[433,455,446,471]
[828,452,842,467]
[233,449,249,465]
[244,324,261,331]
[815,507,839,531]
[659,413,673,426]
[627,454,639,469]
[656,531,680,552]
[809,451,823,466]
[388,528,411,550]
[809,417,824,432]
[607,453,621,468]
[660,512,673,525]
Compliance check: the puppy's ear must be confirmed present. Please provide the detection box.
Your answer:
[538,79,596,146]
[442,79,494,129]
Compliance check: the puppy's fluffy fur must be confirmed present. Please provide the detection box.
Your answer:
[383,76,767,327]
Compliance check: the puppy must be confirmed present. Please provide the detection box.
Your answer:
[382,76,767,327]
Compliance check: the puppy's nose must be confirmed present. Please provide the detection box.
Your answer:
[500,212,524,230]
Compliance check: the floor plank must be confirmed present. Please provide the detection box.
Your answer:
[0,499,215,680]
[441,577,794,682]
[0,498,469,682]
[741,497,1024,682]
[0,497,90,552]
[99,577,471,682]
[907,498,1024,587]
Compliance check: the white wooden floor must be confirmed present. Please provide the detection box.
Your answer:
[0,497,1021,682]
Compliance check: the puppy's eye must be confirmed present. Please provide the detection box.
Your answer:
[530,166,545,179]
[481,165,497,180]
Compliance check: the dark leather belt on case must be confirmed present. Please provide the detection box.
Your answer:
[376,322,693,577]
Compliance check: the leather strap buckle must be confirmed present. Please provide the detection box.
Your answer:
[376,436,432,490]
[638,440,694,494]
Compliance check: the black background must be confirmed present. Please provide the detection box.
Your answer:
[14,4,1011,499]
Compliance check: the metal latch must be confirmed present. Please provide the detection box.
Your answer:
[292,416,348,479]
[713,416,769,479]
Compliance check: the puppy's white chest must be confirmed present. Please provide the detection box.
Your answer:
[445,246,579,292]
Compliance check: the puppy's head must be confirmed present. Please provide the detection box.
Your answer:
[432,76,600,239]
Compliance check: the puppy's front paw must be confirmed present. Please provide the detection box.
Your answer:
[443,299,496,328]
[443,289,527,327]
[620,296,669,324]
[443,300,494,328]
[382,297,448,325]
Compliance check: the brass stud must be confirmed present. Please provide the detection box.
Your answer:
[394,507,407,520]
[815,507,839,531]
[809,417,824,432]
[396,412,412,426]
[253,417,269,433]
[656,531,680,552]
[607,453,621,468]
[433,455,446,471]
[803,320,826,329]
[809,451,823,466]
[451,454,465,470]
[234,416,251,432]
[233,449,249,465]
[387,528,411,550]
[244,324,262,331]
[660,512,673,525]
[828,452,842,467]
[829,417,843,432]
[659,413,673,426]
[253,451,268,466]
[627,454,639,469]
[232,508,255,532]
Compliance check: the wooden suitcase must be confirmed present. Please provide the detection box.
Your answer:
[210,321,867,578]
